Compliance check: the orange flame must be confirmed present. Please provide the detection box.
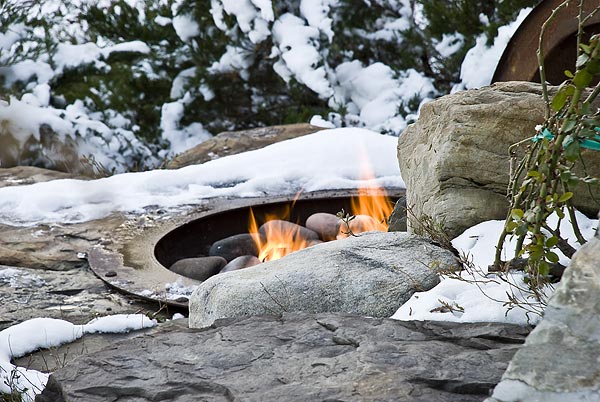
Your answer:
[249,207,311,262]
[248,157,393,261]
[346,152,394,233]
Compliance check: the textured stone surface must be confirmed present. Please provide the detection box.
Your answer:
[166,123,323,169]
[388,196,408,232]
[398,81,600,239]
[0,215,125,271]
[487,235,600,402]
[190,232,458,328]
[0,166,85,188]
[0,127,95,176]
[36,313,530,402]
[0,264,140,331]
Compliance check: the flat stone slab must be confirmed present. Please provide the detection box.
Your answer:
[36,313,530,402]
[0,264,151,332]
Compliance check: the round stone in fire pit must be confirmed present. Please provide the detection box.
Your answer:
[209,233,259,262]
[170,256,227,281]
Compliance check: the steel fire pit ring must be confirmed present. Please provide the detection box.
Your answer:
[493,0,600,85]
[88,189,405,309]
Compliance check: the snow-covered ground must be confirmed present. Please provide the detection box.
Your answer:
[394,211,597,325]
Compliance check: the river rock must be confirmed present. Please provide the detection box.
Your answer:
[398,81,600,239]
[166,123,324,168]
[35,313,530,402]
[170,256,227,281]
[189,232,458,328]
[259,220,319,242]
[388,196,407,232]
[219,255,261,273]
[305,212,341,241]
[209,233,259,262]
[486,230,600,402]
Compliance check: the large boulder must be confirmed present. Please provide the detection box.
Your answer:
[486,228,600,401]
[398,81,600,239]
[36,314,530,402]
[189,232,459,328]
[166,123,323,169]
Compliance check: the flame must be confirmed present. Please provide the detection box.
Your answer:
[347,152,394,233]
[248,157,393,262]
[249,206,311,262]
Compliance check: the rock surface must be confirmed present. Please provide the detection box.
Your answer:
[0,166,85,188]
[398,81,600,239]
[189,232,458,328]
[0,126,95,176]
[305,212,340,241]
[36,313,530,402]
[0,264,140,331]
[166,123,323,169]
[220,255,261,273]
[388,196,408,232]
[169,256,227,281]
[209,233,259,261]
[486,234,600,401]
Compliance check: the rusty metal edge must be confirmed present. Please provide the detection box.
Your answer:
[492,0,600,83]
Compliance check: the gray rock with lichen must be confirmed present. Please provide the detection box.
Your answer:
[486,228,600,401]
[189,231,458,328]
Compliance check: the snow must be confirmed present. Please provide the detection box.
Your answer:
[0,314,156,401]
[310,115,336,128]
[456,7,532,91]
[272,13,333,98]
[215,0,273,43]
[173,13,200,42]
[434,32,465,58]
[160,101,212,155]
[392,211,598,326]
[300,0,337,42]
[0,128,402,226]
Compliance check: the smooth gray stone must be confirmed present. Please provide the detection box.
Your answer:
[35,313,530,402]
[305,212,340,241]
[209,233,259,262]
[258,220,319,242]
[170,256,227,281]
[219,255,261,273]
[190,232,458,328]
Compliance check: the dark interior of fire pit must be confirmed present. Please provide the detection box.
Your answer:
[154,193,400,269]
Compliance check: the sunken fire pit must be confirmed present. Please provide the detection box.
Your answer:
[88,189,405,308]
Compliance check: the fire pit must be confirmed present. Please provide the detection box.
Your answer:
[88,188,405,308]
